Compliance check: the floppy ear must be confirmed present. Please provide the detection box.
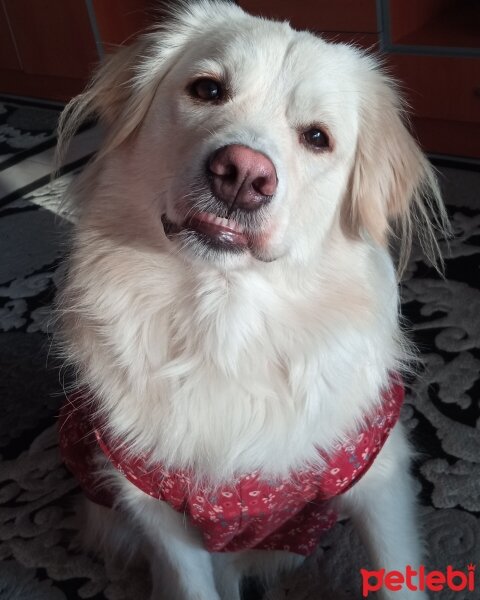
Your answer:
[56,1,241,167]
[342,69,447,273]
[56,38,153,166]
[56,2,199,166]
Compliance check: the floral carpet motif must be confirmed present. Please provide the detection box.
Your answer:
[0,161,479,599]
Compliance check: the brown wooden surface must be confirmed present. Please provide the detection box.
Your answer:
[0,2,21,70]
[93,0,152,50]
[4,0,97,79]
[389,0,450,42]
[412,117,480,158]
[390,55,480,124]
[0,69,86,101]
[390,0,480,49]
[238,0,378,33]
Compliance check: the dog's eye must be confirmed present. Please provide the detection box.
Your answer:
[302,127,330,151]
[189,78,224,102]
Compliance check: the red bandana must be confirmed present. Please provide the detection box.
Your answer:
[58,377,404,556]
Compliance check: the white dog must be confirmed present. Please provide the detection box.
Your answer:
[56,1,447,598]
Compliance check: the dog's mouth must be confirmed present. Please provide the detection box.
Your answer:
[162,212,249,252]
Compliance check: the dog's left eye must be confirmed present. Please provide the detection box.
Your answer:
[189,78,224,102]
[302,127,330,151]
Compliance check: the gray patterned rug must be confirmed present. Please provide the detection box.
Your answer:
[0,97,63,170]
[0,159,479,599]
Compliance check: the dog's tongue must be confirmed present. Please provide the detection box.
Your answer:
[185,213,248,249]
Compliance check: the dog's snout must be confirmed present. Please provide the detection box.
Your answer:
[207,144,277,211]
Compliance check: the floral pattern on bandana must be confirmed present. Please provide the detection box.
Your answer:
[58,378,404,556]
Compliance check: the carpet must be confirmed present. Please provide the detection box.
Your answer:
[0,130,479,599]
[0,97,64,171]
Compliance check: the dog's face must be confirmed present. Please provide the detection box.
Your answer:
[68,1,441,272]
[140,21,361,267]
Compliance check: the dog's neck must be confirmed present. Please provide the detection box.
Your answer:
[61,226,403,482]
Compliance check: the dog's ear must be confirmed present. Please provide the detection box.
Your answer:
[56,2,205,165]
[56,2,240,166]
[342,68,448,273]
[77,41,149,128]
[56,34,162,167]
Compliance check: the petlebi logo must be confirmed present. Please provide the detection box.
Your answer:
[360,564,476,597]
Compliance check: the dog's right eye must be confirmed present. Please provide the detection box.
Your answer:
[189,78,224,102]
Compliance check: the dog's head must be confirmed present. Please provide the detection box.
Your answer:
[59,0,446,273]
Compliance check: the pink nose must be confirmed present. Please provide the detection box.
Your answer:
[208,144,277,211]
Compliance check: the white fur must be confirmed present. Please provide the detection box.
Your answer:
[56,2,447,598]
